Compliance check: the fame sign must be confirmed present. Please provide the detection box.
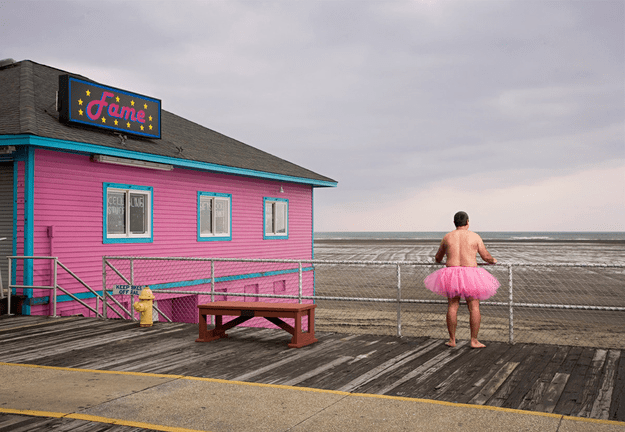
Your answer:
[58,75,161,139]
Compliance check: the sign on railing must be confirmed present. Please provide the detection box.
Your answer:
[113,284,147,296]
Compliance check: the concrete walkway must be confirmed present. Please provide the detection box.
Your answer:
[1,363,624,432]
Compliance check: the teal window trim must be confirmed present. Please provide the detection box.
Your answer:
[263,197,289,240]
[197,191,232,242]
[103,182,154,244]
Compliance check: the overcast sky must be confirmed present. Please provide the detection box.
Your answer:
[2,0,623,232]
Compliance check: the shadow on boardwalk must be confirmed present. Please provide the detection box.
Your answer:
[0,315,623,423]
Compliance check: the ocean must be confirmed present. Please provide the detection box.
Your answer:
[314,232,625,241]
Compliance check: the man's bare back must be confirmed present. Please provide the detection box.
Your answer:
[435,225,497,267]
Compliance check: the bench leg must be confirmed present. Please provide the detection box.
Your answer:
[287,309,317,348]
[196,315,254,343]
[196,314,226,342]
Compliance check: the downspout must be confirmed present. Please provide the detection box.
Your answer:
[12,159,17,291]
[15,146,34,314]
[311,187,315,299]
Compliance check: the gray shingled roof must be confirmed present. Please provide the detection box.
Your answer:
[0,60,336,186]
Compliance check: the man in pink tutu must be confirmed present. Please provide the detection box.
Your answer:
[424,211,499,348]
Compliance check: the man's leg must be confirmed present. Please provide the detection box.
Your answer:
[466,297,485,348]
[446,296,460,347]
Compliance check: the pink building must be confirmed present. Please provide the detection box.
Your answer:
[0,59,336,318]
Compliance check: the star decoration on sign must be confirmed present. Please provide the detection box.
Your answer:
[131,100,135,106]
[127,122,131,128]
[86,90,90,96]
[140,125,144,131]
[116,96,120,102]
[78,99,83,105]
[78,109,83,116]
[114,119,118,126]
[101,117,106,123]
[149,124,152,130]
[144,103,148,109]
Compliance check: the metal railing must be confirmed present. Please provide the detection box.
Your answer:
[6,256,102,317]
[6,255,624,349]
[0,237,6,302]
[102,257,625,348]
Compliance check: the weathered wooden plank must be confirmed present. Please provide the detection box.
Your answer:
[590,349,621,419]
[470,361,520,405]
[1,415,55,432]
[577,349,608,417]
[553,346,595,415]
[500,344,560,409]
[611,349,625,421]
[534,372,570,413]
[285,336,429,390]
[2,325,169,363]
[517,345,570,411]
[0,316,621,422]
[454,342,524,404]
[230,337,346,382]
[281,356,353,386]
[336,338,442,392]
[427,342,511,403]
[0,414,32,429]
[482,344,535,407]
[254,335,390,386]
[376,341,470,395]
[425,346,485,400]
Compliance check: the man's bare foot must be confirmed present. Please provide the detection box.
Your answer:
[470,339,486,348]
[445,340,456,347]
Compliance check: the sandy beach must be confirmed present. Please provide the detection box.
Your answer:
[313,239,625,349]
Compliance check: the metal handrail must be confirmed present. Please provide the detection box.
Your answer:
[102,256,625,343]
[5,256,102,317]
[0,237,6,301]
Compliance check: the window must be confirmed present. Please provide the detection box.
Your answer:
[244,284,259,302]
[103,183,153,243]
[264,197,288,239]
[198,192,231,241]
[273,280,286,294]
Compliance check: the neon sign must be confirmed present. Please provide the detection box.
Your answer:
[58,75,161,139]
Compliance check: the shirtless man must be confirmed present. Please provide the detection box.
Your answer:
[424,211,499,349]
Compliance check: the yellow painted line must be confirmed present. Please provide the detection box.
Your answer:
[68,413,207,432]
[0,408,208,432]
[350,391,564,418]
[561,414,625,426]
[1,362,624,427]
[0,408,65,418]
[180,375,350,396]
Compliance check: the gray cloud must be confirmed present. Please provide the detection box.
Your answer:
[2,0,623,230]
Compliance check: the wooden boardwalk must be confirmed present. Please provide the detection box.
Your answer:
[0,315,623,423]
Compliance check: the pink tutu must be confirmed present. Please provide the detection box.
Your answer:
[424,266,500,300]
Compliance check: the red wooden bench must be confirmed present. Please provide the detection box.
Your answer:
[196,301,318,348]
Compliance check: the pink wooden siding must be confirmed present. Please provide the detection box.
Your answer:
[24,148,315,317]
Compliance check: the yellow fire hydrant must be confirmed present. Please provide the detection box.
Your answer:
[133,287,155,327]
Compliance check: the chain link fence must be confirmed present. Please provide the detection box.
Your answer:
[102,256,625,349]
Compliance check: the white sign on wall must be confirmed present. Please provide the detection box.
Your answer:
[113,284,147,296]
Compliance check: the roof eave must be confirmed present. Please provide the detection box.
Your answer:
[0,134,338,188]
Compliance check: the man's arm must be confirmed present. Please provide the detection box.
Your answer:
[435,239,446,263]
[476,236,497,264]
